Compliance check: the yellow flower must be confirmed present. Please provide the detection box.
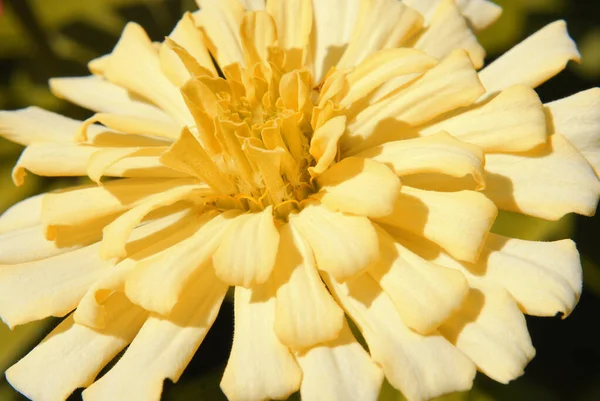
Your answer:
[1,0,599,400]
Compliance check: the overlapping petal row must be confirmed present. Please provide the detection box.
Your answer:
[0,0,598,400]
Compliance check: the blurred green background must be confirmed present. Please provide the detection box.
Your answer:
[0,0,599,400]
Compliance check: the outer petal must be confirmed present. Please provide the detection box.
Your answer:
[356,131,485,189]
[0,107,85,146]
[296,319,384,401]
[0,194,43,234]
[273,224,344,350]
[344,50,485,155]
[221,284,302,401]
[290,204,379,280]
[483,133,600,220]
[83,265,228,401]
[49,76,173,123]
[325,272,476,401]
[546,88,600,176]
[421,85,547,153]
[479,21,580,98]
[439,284,536,384]
[376,186,497,262]
[6,294,146,401]
[213,207,280,287]
[404,0,502,31]
[415,0,486,69]
[267,0,313,51]
[315,157,402,218]
[369,225,468,334]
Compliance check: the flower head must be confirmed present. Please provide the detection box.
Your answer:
[1,0,599,400]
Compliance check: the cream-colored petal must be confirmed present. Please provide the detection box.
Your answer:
[479,21,580,98]
[0,194,42,234]
[124,211,237,315]
[12,142,182,186]
[240,0,265,10]
[79,112,180,142]
[439,283,535,384]
[356,131,485,189]
[290,204,379,281]
[74,209,199,328]
[325,273,476,401]
[213,207,279,287]
[477,234,582,317]
[0,243,110,328]
[273,224,344,350]
[376,186,497,262]
[483,133,600,220]
[103,23,192,126]
[6,294,146,401]
[344,50,485,155]
[194,0,246,68]
[311,0,360,82]
[49,76,173,122]
[404,0,502,31]
[546,88,600,176]
[340,48,438,109]
[0,107,83,146]
[415,0,486,69]
[315,157,401,217]
[421,85,547,153]
[308,115,346,176]
[369,225,468,334]
[337,0,423,69]
[84,265,228,401]
[221,284,302,401]
[99,183,210,259]
[41,178,197,235]
[266,0,312,51]
[296,319,384,401]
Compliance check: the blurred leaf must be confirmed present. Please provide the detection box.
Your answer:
[0,320,49,373]
[491,211,574,241]
[574,28,600,79]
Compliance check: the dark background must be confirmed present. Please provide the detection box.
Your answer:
[0,0,599,400]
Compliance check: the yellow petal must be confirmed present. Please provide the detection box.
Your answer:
[221,284,302,401]
[356,131,485,189]
[479,21,580,98]
[290,204,379,281]
[439,283,536,384]
[315,157,401,217]
[103,23,192,126]
[344,50,485,155]
[415,0,486,69]
[337,0,423,69]
[296,319,384,401]
[41,178,197,237]
[483,133,600,220]
[266,0,312,51]
[325,272,476,401]
[404,0,502,31]
[310,0,360,82]
[213,207,279,287]
[376,186,497,262]
[421,85,547,153]
[84,265,228,401]
[308,115,347,177]
[194,0,246,67]
[340,48,438,109]
[0,194,42,234]
[240,10,277,66]
[546,88,600,176]
[99,183,211,259]
[369,225,468,334]
[273,224,344,350]
[0,107,81,146]
[124,211,238,315]
[240,0,265,10]
[79,112,180,142]
[478,234,581,317]
[0,243,110,328]
[6,294,146,401]
[49,75,173,123]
